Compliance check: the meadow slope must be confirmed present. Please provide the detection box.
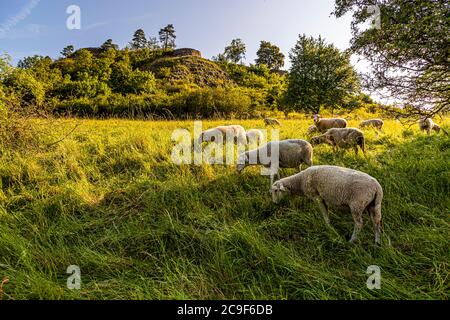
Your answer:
[0,116,449,299]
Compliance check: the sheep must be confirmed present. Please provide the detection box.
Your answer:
[310,127,365,155]
[359,119,384,131]
[307,125,319,135]
[271,165,383,245]
[237,139,313,186]
[313,114,347,133]
[418,117,435,135]
[264,118,281,126]
[246,129,264,145]
[198,125,247,145]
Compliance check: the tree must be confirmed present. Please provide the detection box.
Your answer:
[17,55,51,70]
[129,29,149,50]
[147,37,160,49]
[284,34,360,114]
[158,24,176,50]
[101,39,119,51]
[224,39,246,64]
[333,0,450,116]
[255,41,285,70]
[61,45,75,58]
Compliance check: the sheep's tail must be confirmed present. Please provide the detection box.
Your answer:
[370,184,383,244]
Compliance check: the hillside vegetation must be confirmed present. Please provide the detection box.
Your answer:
[0,116,448,299]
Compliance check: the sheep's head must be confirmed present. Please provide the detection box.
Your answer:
[310,135,325,146]
[271,181,290,203]
[313,114,320,123]
[307,125,318,134]
[236,153,248,172]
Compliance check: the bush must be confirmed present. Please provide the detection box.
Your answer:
[2,69,45,106]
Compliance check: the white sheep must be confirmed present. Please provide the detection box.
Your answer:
[310,127,365,155]
[313,114,347,133]
[237,139,313,186]
[246,129,264,145]
[359,119,384,131]
[271,165,383,245]
[264,118,281,126]
[418,117,445,136]
[198,125,247,145]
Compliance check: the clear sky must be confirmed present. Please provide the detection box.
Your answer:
[0,0,358,69]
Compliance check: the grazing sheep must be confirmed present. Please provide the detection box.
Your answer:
[246,129,264,145]
[271,165,383,245]
[237,139,313,186]
[307,125,319,135]
[313,114,347,133]
[264,118,281,126]
[359,119,384,131]
[198,125,247,145]
[418,117,435,135]
[310,128,365,155]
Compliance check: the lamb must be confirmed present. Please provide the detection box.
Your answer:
[264,118,281,126]
[313,114,347,133]
[198,125,247,145]
[359,119,384,131]
[246,129,264,145]
[310,127,365,155]
[271,165,383,245]
[237,139,313,186]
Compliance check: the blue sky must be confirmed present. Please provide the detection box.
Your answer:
[0,0,358,68]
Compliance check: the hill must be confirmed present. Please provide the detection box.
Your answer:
[141,55,233,87]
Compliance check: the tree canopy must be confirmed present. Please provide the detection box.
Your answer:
[333,0,450,115]
[224,39,246,64]
[284,34,360,114]
[255,41,285,70]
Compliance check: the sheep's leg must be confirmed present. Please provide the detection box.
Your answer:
[316,199,330,226]
[350,208,364,243]
[353,146,359,156]
[368,206,382,245]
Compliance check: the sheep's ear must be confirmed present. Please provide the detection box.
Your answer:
[279,183,287,191]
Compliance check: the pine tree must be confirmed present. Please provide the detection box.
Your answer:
[158,24,176,50]
[61,45,75,58]
[129,29,149,50]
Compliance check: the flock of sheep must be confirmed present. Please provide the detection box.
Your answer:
[198,115,444,245]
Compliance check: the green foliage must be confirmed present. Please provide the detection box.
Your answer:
[223,39,246,64]
[100,39,119,51]
[255,41,285,70]
[2,69,45,106]
[333,0,450,114]
[285,34,360,114]
[17,55,51,70]
[129,29,152,50]
[60,45,75,58]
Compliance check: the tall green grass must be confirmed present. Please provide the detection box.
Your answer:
[0,117,449,299]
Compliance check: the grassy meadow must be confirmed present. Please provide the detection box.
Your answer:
[0,115,449,299]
